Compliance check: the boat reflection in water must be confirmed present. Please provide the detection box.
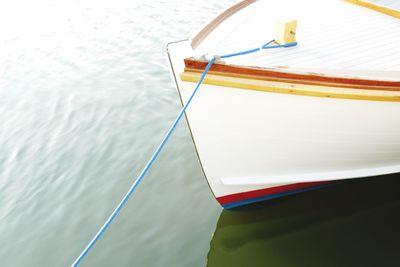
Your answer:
[207,174,400,267]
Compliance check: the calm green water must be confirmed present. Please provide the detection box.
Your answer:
[0,1,233,266]
[1,1,400,267]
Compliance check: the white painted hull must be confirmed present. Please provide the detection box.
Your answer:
[166,0,400,208]
[167,40,400,207]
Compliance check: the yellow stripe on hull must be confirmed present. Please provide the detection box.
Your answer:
[181,72,400,102]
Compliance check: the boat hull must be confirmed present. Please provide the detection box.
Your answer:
[167,40,400,208]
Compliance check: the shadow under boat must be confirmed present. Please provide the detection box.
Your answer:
[207,173,400,267]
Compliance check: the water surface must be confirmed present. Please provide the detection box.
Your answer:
[0,1,234,266]
[208,174,400,267]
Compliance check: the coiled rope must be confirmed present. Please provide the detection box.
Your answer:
[71,39,297,267]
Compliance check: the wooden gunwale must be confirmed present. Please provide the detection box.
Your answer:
[180,71,400,102]
[191,0,257,49]
[344,0,400,19]
[184,58,400,91]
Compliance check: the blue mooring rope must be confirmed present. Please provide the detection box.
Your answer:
[71,39,297,267]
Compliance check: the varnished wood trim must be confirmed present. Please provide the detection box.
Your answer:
[184,58,400,91]
[344,0,400,19]
[186,68,400,92]
[181,71,400,102]
[191,0,257,49]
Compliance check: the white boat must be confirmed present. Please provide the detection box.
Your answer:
[166,0,400,208]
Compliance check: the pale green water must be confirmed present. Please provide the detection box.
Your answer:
[0,1,234,266]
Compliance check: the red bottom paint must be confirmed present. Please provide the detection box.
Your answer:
[217,181,329,206]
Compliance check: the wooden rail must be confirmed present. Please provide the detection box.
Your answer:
[184,58,400,91]
[191,0,257,49]
[344,0,400,19]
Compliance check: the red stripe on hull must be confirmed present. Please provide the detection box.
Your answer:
[217,181,329,205]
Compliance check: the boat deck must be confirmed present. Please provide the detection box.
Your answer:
[192,0,400,80]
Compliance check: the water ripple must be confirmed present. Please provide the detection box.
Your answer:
[0,0,234,266]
